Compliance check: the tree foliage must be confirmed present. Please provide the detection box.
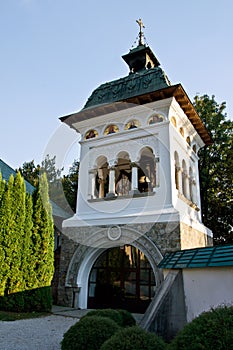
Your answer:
[194,94,233,244]
[0,171,54,311]
[62,159,79,212]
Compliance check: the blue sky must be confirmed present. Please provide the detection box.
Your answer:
[1,0,232,172]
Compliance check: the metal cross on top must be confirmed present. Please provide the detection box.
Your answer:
[136,18,145,45]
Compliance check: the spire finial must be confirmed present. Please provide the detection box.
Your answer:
[136,18,145,45]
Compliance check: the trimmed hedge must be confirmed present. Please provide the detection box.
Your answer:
[100,326,167,350]
[82,308,124,326]
[0,286,52,313]
[168,305,233,350]
[117,309,136,327]
[61,316,120,350]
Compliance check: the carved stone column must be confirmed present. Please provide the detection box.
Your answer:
[129,162,139,194]
[106,160,117,198]
[89,169,97,199]
[97,168,105,199]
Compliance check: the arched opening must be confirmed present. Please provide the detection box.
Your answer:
[95,156,109,198]
[174,151,180,191]
[148,113,164,125]
[125,119,140,130]
[182,160,188,198]
[88,245,156,313]
[138,147,156,193]
[115,152,131,196]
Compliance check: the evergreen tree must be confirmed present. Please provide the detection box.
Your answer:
[6,172,26,294]
[32,173,54,287]
[62,159,79,212]
[21,193,35,290]
[0,175,14,295]
[194,94,233,244]
[0,173,7,296]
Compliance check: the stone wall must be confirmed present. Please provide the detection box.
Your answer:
[56,220,211,307]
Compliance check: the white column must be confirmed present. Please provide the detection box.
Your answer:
[97,168,105,198]
[106,160,117,198]
[129,164,139,194]
[89,169,97,199]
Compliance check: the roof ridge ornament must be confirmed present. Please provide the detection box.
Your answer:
[136,18,145,46]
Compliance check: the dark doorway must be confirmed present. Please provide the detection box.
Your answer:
[88,245,156,313]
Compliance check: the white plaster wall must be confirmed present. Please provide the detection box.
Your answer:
[182,267,233,322]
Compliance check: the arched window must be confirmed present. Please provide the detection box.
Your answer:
[186,136,191,146]
[192,144,197,153]
[138,147,156,193]
[148,113,164,125]
[115,152,131,196]
[95,156,109,198]
[189,167,194,203]
[104,124,119,135]
[174,151,180,191]
[125,119,140,130]
[182,160,188,198]
[179,127,184,137]
[85,129,98,140]
[170,116,177,127]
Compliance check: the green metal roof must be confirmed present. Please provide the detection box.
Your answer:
[0,158,70,219]
[158,245,233,269]
[84,66,171,109]
[0,158,35,194]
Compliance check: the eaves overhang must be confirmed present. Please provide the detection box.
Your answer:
[60,84,212,146]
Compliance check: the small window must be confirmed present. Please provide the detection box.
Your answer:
[85,129,98,139]
[192,144,197,153]
[179,127,184,137]
[125,119,140,130]
[170,116,177,127]
[148,114,164,125]
[104,124,119,135]
[186,136,191,146]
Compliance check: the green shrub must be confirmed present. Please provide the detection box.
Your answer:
[100,326,167,350]
[61,316,120,350]
[0,287,52,313]
[169,305,233,350]
[83,308,123,326]
[116,309,136,327]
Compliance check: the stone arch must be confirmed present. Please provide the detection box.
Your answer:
[65,226,164,309]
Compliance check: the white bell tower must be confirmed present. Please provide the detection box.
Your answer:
[58,21,212,308]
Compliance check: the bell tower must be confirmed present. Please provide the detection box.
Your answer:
[58,21,213,309]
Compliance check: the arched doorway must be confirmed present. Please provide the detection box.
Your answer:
[88,245,156,313]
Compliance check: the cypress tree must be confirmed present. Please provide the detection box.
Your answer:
[21,193,35,290]
[0,175,14,296]
[32,172,54,287]
[0,173,7,296]
[6,172,26,295]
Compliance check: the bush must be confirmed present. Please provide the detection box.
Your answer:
[169,305,233,350]
[0,287,52,313]
[61,316,120,350]
[100,326,167,350]
[116,309,136,327]
[83,308,123,326]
